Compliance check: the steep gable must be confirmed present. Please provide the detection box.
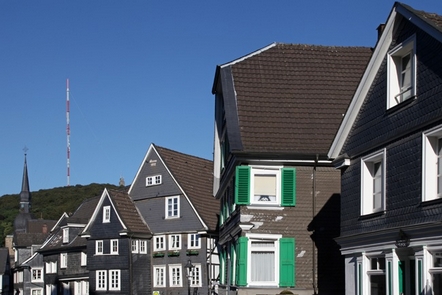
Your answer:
[214,43,372,157]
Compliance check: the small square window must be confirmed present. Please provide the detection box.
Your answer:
[361,150,386,215]
[166,196,180,218]
[103,206,111,223]
[387,35,416,109]
[131,240,139,253]
[251,168,280,204]
[146,175,162,186]
[31,268,43,282]
[188,234,200,249]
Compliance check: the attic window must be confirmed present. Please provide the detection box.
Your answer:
[146,175,162,186]
[387,35,416,109]
[103,206,111,223]
[62,228,69,243]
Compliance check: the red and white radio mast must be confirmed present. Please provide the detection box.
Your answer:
[66,79,71,186]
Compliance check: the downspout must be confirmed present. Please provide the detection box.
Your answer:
[312,155,318,295]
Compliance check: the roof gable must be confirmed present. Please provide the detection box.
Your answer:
[328,2,442,159]
[214,43,372,156]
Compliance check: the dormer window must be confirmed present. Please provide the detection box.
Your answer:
[62,228,69,244]
[103,206,111,223]
[146,175,162,186]
[387,35,416,109]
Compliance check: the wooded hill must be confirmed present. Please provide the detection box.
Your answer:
[0,183,122,246]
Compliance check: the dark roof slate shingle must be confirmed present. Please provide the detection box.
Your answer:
[155,145,218,231]
[225,43,372,155]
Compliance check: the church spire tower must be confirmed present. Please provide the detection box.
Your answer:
[19,148,31,213]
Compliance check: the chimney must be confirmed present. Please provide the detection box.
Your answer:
[42,223,47,234]
[377,23,386,41]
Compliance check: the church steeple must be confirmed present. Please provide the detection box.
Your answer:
[19,150,31,213]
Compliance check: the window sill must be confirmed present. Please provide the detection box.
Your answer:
[359,211,385,220]
[246,205,284,211]
[419,197,442,207]
[386,95,416,114]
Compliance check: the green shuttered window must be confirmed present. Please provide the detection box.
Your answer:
[234,166,296,206]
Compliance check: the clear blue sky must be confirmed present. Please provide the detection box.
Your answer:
[1,1,441,196]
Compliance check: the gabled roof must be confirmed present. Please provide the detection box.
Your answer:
[81,188,151,237]
[328,2,442,159]
[154,145,218,231]
[213,42,372,157]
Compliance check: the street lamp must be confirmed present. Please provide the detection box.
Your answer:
[186,259,194,295]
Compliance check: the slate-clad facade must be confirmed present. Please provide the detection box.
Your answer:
[128,144,219,295]
[81,188,152,295]
[211,43,371,295]
[328,3,442,295]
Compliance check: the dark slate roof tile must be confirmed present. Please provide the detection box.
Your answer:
[155,145,219,231]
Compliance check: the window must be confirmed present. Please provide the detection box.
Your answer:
[154,235,165,251]
[63,228,69,243]
[235,166,296,207]
[166,196,180,218]
[81,252,87,266]
[430,251,442,293]
[131,239,139,253]
[31,289,43,295]
[190,264,202,287]
[140,240,147,254]
[74,281,89,295]
[423,126,442,202]
[45,261,57,273]
[146,174,162,186]
[109,270,121,291]
[60,253,67,268]
[103,206,111,223]
[235,234,295,287]
[188,234,200,249]
[96,270,107,290]
[62,282,70,295]
[361,150,386,215]
[169,234,181,250]
[111,239,119,254]
[366,256,386,295]
[46,284,56,295]
[154,265,166,287]
[31,268,43,282]
[169,265,183,287]
[96,240,103,255]
[387,35,416,109]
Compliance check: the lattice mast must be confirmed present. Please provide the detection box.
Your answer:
[66,79,70,186]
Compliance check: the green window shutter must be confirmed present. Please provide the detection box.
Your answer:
[235,166,250,205]
[281,168,296,206]
[236,237,248,286]
[279,237,295,287]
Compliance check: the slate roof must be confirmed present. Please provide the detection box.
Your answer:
[107,189,152,235]
[214,43,372,157]
[402,2,442,31]
[155,145,219,231]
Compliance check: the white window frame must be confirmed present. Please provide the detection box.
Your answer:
[31,268,43,282]
[169,264,183,287]
[250,166,281,205]
[190,264,202,287]
[153,265,166,287]
[103,206,111,223]
[74,281,89,295]
[188,233,201,249]
[361,149,386,215]
[387,34,416,109]
[154,235,165,251]
[96,270,107,291]
[139,240,147,254]
[62,227,69,243]
[423,125,442,202]
[109,269,121,291]
[60,253,67,269]
[96,240,103,255]
[166,196,180,218]
[46,285,56,295]
[246,233,281,287]
[31,289,43,295]
[169,234,181,250]
[81,252,87,266]
[146,174,162,186]
[131,239,139,253]
[45,261,57,274]
[110,239,119,254]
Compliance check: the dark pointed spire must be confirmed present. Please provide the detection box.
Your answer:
[19,148,31,213]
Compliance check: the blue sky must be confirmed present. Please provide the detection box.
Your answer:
[1,1,442,196]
